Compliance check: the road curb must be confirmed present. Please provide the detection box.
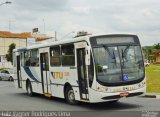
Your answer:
[140,93,160,99]
[143,95,156,98]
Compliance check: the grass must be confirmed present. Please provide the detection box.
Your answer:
[0,68,11,70]
[146,64,160,93]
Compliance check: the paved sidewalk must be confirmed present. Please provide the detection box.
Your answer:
[142,93,160,99]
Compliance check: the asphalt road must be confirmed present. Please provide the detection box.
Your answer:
[0,81,160,117]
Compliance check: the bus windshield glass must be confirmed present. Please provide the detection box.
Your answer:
[91,36,145,85]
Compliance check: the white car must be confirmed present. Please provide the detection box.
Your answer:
[0,70,15,81]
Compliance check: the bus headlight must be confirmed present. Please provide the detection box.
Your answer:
[97,86,108,92]
[142,81,146,85]
[138,81,146,88]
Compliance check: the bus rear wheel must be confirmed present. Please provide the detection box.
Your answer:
[26,81,33,96]
[65,86,78,105]
[109,100,119,103]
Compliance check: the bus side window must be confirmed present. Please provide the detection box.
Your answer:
[30,49,39,66]
[24,51,30,66]
[50,46,61,66]
[61,44,75,66]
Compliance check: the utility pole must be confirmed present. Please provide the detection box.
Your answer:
[8,19,14,32]
[55,31,57,41]
[9,19,11,32]
[43,19,45,34]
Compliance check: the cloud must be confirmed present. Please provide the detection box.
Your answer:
[0,0,159,46]
[14,0,70,12]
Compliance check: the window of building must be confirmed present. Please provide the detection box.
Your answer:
[50,46,61,66]
[1,56,5,62]
[61,44,75,66]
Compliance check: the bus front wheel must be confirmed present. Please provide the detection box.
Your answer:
[65,86,78,105]
[109,100,119,103]
[26,81,33,96]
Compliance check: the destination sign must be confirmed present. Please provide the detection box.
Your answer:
[96,37,135,45]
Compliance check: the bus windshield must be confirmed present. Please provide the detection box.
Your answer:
[93,45,144,84]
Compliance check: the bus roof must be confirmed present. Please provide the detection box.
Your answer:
[28,34,90,50]
[14,33,137,51]
[13,48,27,52]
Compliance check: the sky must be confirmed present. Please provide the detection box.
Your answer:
[0,0,160,46]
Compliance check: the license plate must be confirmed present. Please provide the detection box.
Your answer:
[120,92,129,97]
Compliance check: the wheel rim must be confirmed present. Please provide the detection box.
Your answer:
[68,90,75,102]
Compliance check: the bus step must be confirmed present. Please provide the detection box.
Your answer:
[44,93,52,97]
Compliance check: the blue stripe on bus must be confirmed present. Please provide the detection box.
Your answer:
[23,66,40,82]
[17,48,27,52]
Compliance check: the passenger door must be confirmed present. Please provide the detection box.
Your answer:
[40,52,51,94]
[17,55,22,88]
[77,48,89,100]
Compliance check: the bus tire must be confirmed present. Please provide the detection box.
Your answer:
[65,86,78,105]
[109,100,119,103]
[26,81,33,97]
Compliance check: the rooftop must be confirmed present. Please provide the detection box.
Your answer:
[32,33,52,41]
[0,31,31,39]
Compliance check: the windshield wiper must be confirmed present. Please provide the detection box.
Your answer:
[121,45,131,67]
[102,45,117,65]
[121,49,125,67]
[122,45,130,58]
[102,45,115,59]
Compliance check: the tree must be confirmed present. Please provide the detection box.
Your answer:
[154,43,160,49]
[142,46,154,60]
[5,43,16,64]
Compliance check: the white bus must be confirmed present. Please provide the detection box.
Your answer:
[13,34,146,104]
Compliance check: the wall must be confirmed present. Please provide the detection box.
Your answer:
[156,54,160,63]
[0,37,26,68]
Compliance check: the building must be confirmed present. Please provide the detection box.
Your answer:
[148,49,160,63]
[0,31,31,68]
[154,49,160,63]
[32,33,52,41]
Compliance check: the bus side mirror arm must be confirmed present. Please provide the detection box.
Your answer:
[85,46,91,65]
